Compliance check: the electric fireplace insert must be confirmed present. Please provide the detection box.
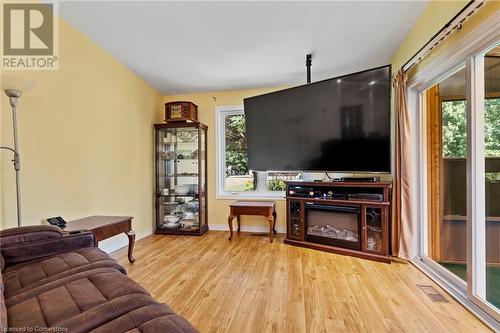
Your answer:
[305,202,361,250]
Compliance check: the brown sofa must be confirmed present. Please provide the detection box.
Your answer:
[0,225,198,333]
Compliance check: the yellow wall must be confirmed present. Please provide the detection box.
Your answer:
[391,0,469,70]
[409,1,500,77]
[1,19,163,251]
[392,1,500,72]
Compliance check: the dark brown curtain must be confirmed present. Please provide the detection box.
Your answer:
[392,70,413,259]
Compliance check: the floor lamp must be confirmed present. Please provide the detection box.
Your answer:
[1,75,35,227]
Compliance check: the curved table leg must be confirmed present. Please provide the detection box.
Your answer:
[125,230,136,263]
[267,216,275,243]
[272,210,277,234]
[228,215,235,240]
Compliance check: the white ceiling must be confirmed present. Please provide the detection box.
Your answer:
[59,1,428,95]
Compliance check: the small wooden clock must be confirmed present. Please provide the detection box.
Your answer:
[165,101,198,122]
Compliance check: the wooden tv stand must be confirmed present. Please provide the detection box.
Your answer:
[284,181,392,263]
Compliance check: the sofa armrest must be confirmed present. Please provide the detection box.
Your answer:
[0,225,63,246]
[0,226,96,267]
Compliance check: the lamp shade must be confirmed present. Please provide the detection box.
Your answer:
[1,74,35,92]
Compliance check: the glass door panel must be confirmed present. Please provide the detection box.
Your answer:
[288,200,303,239]
[426,66,468,283]
[158,127,199,196]
[199,127,207,229]
[365,207,383,253]
[483,46,500,310]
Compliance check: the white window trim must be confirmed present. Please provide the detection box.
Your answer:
[466,50,487,305]
[215,105,288,200]
[407,9,500,330]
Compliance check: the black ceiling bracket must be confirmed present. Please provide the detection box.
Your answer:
[306,54,312,84]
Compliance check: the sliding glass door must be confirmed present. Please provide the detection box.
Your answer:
[423,41,500,321]
[470,44,500,314]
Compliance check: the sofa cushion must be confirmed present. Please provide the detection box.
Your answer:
[5,267,120,307]
[3,247,125,298]
[91,303,197,333]
[6,269,197,333]
[7,269,149,329]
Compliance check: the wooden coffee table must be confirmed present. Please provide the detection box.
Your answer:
[228,201,277,242]
[64,215,135,263]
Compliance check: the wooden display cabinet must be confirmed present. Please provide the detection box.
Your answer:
[154,122,208,235]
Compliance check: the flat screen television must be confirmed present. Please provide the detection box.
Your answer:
[243,65,391,172]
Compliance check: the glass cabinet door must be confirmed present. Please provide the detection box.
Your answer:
[363,207,383,253]
[198,126,207,230]
[155,123,207,235]
[288,200,303,240]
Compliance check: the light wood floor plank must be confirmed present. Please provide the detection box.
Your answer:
[111,231,491,333]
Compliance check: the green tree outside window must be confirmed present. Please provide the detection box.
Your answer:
[442,98,500,158]
[442,98,500,183]
[225,114,249,176]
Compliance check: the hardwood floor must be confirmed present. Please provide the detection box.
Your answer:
[111,231,491,333]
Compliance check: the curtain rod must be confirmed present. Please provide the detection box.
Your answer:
[402,0,484,73]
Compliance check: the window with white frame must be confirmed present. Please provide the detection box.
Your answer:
[216,107,303,198]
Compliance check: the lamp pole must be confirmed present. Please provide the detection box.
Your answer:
[1,89,23,227]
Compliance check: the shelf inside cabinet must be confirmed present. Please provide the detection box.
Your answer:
[157,193,199,198]
[156,227,204,235]
[162,141,197,144]
[158,158,198,162]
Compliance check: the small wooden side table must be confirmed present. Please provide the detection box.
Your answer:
[64,215,136,263]
[228,201,277,242]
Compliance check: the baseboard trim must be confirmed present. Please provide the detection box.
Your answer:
[209,223,286,234]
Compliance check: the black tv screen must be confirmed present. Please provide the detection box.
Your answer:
[244,65,391,172]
